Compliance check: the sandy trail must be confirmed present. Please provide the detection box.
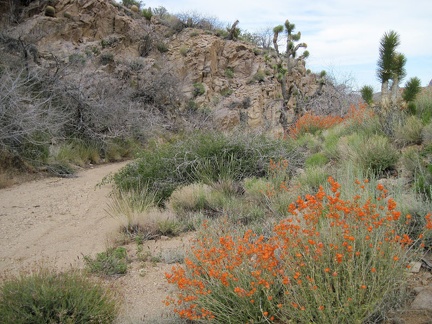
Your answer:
[0,161,189,323]
[0,162,129,273]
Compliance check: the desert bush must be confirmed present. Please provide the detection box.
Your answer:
[305,152,328,168]
[167,183,214,219]
[413,88,432,124]
[0,68,74,165]
[100,52,114,64]
[165,178,430,323]
[400,146,423,177]
[252,70,266,82]
[84,247,128,276]
[122,0,142,9]
[113,131,301,203]
[174,11,224,31]
[193,82,205,97]
[341,103,381,136]
[225,67,234,79]
[55,139,102,166]
[0,270,118,323]
[340,134,398,176]
[179,46,189,57]
[298,165,329,193]
[394,115,423,146]
[156,42,168,53]
[290,112,344,139]
[422,122,432,145]
[141,7,153,20]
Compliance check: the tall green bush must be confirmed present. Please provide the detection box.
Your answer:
[113,131,300,203]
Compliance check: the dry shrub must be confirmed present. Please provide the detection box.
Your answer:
[167,183,215,219]
[394,115,423,146]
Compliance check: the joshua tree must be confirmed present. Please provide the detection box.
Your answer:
[376,30,406,110]
[272,20,311,133]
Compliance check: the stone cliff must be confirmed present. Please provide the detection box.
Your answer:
[1,0,325,134]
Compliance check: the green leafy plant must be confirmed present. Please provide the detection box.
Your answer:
[84,247,128,276]
[360,85,374,105]
[0,270,118,323]
[193,82,205,97]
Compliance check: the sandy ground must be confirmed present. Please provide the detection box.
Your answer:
[0,162,188,323]
[2,162,431,323]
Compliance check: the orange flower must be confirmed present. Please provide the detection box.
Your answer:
[393,256,399,262]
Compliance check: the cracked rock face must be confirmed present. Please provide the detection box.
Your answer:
[2,0,322,133]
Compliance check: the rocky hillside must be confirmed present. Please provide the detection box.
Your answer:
[0,0,346,135]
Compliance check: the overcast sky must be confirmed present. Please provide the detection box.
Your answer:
[140,0,431,91]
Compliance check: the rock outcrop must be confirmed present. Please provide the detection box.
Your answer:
[1,0,324,134]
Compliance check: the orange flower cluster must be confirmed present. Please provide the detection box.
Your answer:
[289,113,344,139]
[289,103,374,139]
[165,177,429,322]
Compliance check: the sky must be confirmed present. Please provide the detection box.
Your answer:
[138,0,431,92]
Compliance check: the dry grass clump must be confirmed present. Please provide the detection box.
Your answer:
[106,187,180,240]
[167,183,215,219]
[394,115,424,146]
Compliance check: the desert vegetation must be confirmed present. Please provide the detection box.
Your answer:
[1,1,432,323]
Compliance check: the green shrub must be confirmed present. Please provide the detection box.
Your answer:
[225,67,234,78]
[193,82,205,97]
[394,115,423,146]
[84,247,128,276]
[298,166,329,192]
[413,88,432,124]
[142,7,153,20]
[252,70,265,82]
[113,131,300,203]
[400,146,422,176]
[220,88,233,97]
[55,139,101,166]
[341,134,398,176]
[45,6,55,17]
[305,152,328,168]
[179,46,189,57]
[0,270,118,323]
[422,122,432,144]
[156,42,168,53]
[68,53,86,65]
[100,52,114,65]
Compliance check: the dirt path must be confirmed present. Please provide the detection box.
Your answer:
[0,162,129,273]
[0,162,190,323]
